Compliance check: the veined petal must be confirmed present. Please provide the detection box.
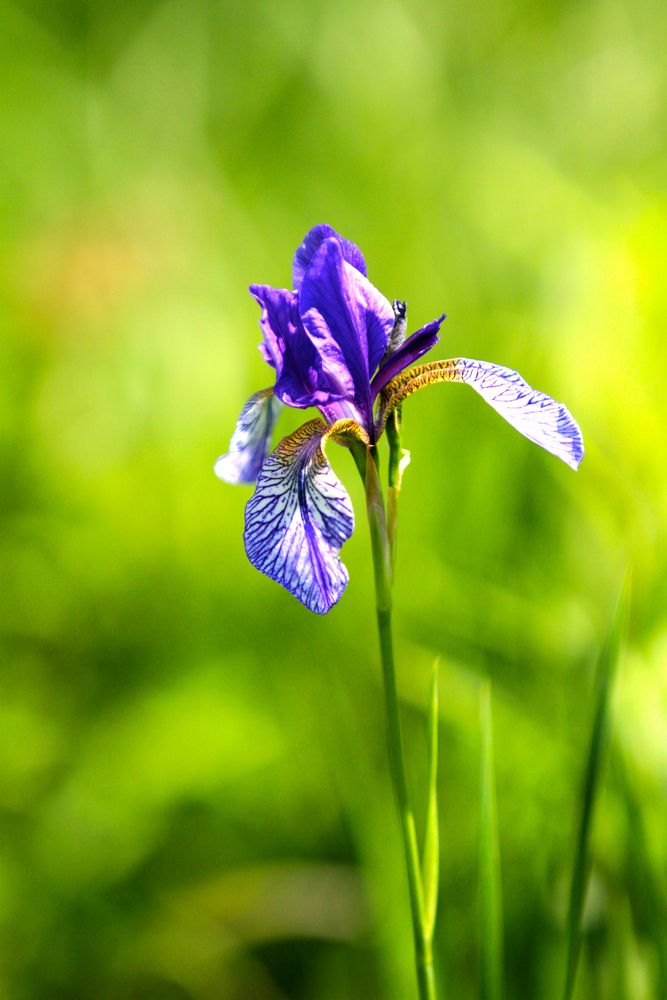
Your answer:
[372,314,445,400]
[214,388,283,485]
[300,238,394,428]
[244,418,369,614]
[377,358,584,469]
[292,224,367,290]
[250,284,348,409]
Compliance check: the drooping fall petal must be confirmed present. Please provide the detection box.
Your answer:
[377,358,584,470]
[214,389,283,485]
[244,418,369,613]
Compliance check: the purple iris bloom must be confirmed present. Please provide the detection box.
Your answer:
[215,224,584,614]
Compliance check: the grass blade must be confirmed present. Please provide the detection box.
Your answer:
[562,574,631,1000]
[422,658,440,941]
[480,680,503,1000]
[614,746,667,998]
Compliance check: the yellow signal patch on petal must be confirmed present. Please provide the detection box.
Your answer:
[375,360,463,436]
[243,417,369,615]
[376,358,584,470]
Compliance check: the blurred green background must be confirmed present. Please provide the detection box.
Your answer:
[1,0,666,997]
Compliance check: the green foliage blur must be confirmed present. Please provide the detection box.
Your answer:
[2,0,666,997]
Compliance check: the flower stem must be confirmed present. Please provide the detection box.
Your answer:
[386,408,400,565]
[364,448,437,1000]
[386,406,405,568]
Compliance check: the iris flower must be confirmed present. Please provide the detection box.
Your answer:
[215,224,584,614]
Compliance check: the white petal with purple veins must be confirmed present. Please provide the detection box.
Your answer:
[244,419,364,614]
[214,389,283,485]
[376,358,584,470]
[457,360,584,469]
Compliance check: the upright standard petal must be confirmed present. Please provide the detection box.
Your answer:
[244,418,369,614]
[292,224,367,290]
[377,359,584,470]
[214,388,283,485]
[299,238,394,429]
[250,285,350,409]
[371,314,445,400]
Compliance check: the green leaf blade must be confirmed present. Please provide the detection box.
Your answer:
[615,746,667,999]
[479,680,504,1000]
[562,573,631,1000]
[422,658,440,942]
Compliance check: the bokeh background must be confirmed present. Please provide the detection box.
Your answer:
[2,0,666,997]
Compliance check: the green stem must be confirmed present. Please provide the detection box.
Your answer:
[386,406,403,567]
[364,448,437,1000]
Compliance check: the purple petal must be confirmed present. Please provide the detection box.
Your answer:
[258,341,275,367]
[244,419,354,614]
[299,238,394,429]
[214,389,282,485]
[250,285,350,409]
[292,224,367,290]
[372,314,445,400]
[457,359,584,469]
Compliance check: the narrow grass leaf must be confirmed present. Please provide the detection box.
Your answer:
[421,658,440,941]
[480,680,503,1000]
[614,746,667,998]
[562,574,631,1000]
